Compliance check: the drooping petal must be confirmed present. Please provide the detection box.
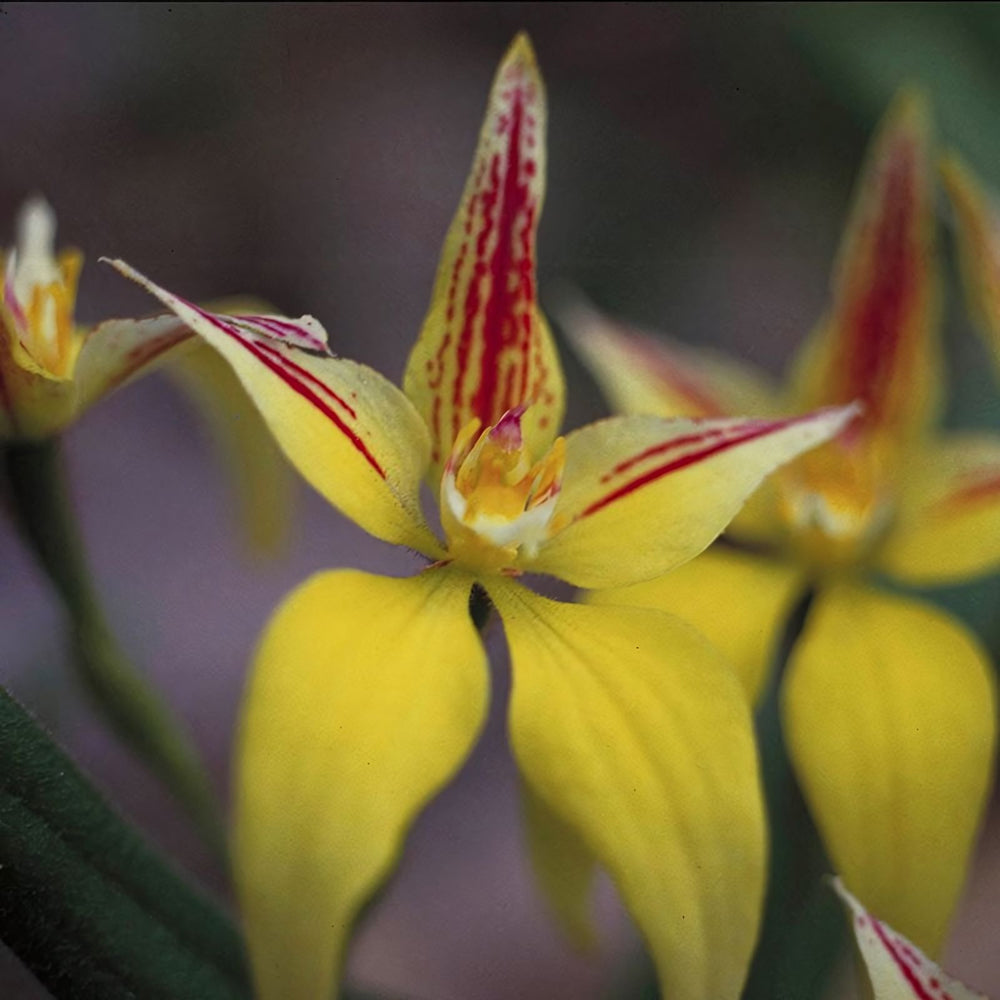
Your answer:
[941,154,1000,363]
[491,580,765,1000]
[588,546,803,703]
[789,90,939,449]
[521,781,598,949]
[166,342,296,553]
[526,405,857,589]
[72,314,194,413]
[782,583,996,956]
[562,295,780,419]
[878,433,1000,584]
[403,33,564,487]
[108,259,443,556]
[234,568,488,1000]
[832,878,988,1000]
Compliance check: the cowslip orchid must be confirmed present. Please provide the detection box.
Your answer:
[833,879,988,1000]
[0,196,288,548]
[110,35,855,1000]
[941,155,1000,377]
[568,91,998,960]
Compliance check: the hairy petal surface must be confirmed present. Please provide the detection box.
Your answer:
[404,34,564,486]
[108,260,442,555]
[832,878,988,1000]
[491,580,765,1000]
[527,406,856,589]
[588,547,803,703]
[783,584,996,956]
[234,568,488,1000]
[941,154,1000,367]
[878,433,1000,584]
[563,295,780,420]
[790,91,939,449]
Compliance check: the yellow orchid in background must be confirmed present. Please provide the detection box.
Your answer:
[941,155,1000,378]
[832,878,988,1000]
[110,35,855,1000]
[568,91,998,958]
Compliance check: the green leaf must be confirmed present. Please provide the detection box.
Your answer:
[0,684,249,999]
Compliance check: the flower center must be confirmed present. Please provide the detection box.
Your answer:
[776,435,895,572]
[441,406,565,574]
[2,199,82,379]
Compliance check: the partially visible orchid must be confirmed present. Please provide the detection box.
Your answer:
[0,197,184,439]
[567,91,998,958]
[110,34,856,1000]
[833,878,988,1000]
[942,156,1000,376]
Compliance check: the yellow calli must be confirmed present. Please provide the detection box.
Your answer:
[110,34,854,1000]
[832,878,988,1000]
[572,90,997,958]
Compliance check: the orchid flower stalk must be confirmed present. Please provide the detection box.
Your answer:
[0,199,291,850]
[567,91,998,960]
[110,35,855,1000]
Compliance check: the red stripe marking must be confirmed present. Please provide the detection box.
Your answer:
[833,135,922,423]
[253,340,358,419]
[600,424,733,483]
[868,916,935,1000]
[188,303,386,479]
[452,66,540,446]
[613,330,726,417]
[243,314,326,351]
[578,418,803,520]
[936,470,1000,512]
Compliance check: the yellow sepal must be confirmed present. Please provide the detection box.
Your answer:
[491,579,765,1000]
[588,546,803,704]
[233,568,488,1000]
[783,583,996,956]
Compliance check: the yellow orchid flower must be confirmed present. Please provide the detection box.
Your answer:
[832,878,988,1000]
[0,196,289,547]
[110,34,855,1000]
[569,91,997,958]
[941,154,1000,376]
[0,196,186,439]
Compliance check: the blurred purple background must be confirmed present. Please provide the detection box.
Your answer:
[0,5,998,998]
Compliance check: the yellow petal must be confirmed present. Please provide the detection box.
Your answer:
[107,259,443,556]
[521,781,598,949]
[562,294,780,419]
[832,878,988,1000]
[782,583,996,956]
[72,314,193,414]
[0,320,76,437]
[878,433,1000,584]
[588,547,803,703]
[789,90,940,449]
[527,406,857,589]
[403,33,565,487]
[941,153,1000,363]
[490,580,765,1000]
[234,568,488,1000]
[166,341,296,553]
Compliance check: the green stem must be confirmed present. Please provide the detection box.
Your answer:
[740,587,845,1000]
[2,437,225,858]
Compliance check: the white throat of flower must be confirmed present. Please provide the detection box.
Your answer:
[441,407,565,573]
